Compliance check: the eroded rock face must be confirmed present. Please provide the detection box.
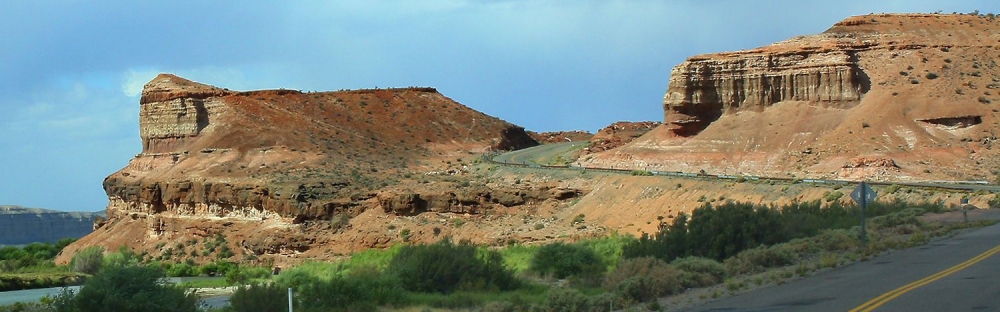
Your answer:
[528,131,594,144]
[105,74,539,222]
[663,46,868,137]
[587,121,660,153]
[60,74,548,264]
[587,14,1000,182]
[377,186,579,215]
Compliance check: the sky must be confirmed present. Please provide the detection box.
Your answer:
[2,1,997,212]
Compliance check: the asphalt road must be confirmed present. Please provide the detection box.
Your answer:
[492,144,1000,193]
[683,222,1000,312]
[493,142,586,165]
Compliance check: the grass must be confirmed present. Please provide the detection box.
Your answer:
[215,204,997,311]
[499,244,537,274]
[177,277,229,289]
[402,282,549,309]
[0,271,88,291]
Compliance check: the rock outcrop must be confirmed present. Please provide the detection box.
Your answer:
[586,121,660,153]
[587,14,1000,182]
[663,49,868,137]
[0,206,103,245]
[104,74,539,223]
[528,131,594,144]
[59,74,549,265]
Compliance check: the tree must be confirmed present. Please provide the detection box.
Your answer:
[388,239,518,293]
[70,246,104,275]
[53,265,199,312]
[530,242,603,279]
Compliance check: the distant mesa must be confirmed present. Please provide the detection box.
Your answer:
[0,206,104,245]
[586,13,1000,183]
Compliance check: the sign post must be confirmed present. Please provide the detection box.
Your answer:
[961,198,970,223]
[851,182,878,248]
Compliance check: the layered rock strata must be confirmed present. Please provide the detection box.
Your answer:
[55,74,551,264]
[589,13,1000,182]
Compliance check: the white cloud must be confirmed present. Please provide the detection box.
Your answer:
[121,68,161,97]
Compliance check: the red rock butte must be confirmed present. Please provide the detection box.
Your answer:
[586,13,1000,183]
[56,74,545,264]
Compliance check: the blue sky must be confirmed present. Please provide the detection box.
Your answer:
[2,1,996,212]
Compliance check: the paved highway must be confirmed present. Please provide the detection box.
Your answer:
[492,144,1000,193]
[493,142,587,166]
[683,222,1000,312]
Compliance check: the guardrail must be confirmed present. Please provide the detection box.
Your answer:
[483,152,997,192]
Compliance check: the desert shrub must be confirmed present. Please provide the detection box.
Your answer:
[540,288,591,312]
[102,247,140,269]
[229,282,287,312]
[624,200,929,266]
[52,265,199,312]
[824,191,844,202]
[603,257,682,303]
[165,263,196,277]
[284,266,405,312]
[629,170,653,176]
[226,266,271,285]
[868,208,924,230]
[671,256,726,287]
[530,242,603,279]
[199,262,220,276]
[70,246,104,275]
[571,234,633,276]
[804,229,857,253]
[0,301,53,312]
[329,214,350,232]
[388,239,518,293]
[724,245,797,276]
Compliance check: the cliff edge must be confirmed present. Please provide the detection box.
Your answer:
[587,13,1000,182]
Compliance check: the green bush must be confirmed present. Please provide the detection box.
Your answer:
[541,288,591,312]
[671,256,726,287]
[70,246,104,275]
[623,200,929,263]
[52,265,199,312]
[230,283,288,312]
[388,239,518,293]
[226,266,271,285]
[724,245,798,276]
[102,246,140,269]
[283,266,405,312]
[530,242,603,279]
[603,257,682,303]
[165,263,196,277]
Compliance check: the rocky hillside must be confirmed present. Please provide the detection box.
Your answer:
[58,75,565,265]
[585,121,660,154]
[0,206,103,245]
[586,13,1000,182]
[528,131,594,144]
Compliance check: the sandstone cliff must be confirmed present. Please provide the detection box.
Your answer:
[586,121,661,154]
[58,75,562,265]
[0,206,103,245]
[587,14,1000,182]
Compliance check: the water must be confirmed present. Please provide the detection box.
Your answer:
[0,281,232,309]
[0,286,80,306]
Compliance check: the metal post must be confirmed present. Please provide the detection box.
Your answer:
[860,186,867,248]
[288,287,293,312]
